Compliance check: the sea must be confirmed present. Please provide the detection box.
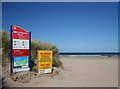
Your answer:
[59,52,120,57]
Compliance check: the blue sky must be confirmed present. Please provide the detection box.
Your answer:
[2,2,118,52]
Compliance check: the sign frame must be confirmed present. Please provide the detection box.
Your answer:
[10,25,31,74]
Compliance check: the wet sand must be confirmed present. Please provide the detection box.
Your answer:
[2,56,118,87]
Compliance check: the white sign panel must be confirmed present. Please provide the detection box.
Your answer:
[13,68,30,72]
[13,39,29,49]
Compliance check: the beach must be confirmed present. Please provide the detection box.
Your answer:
[2,56,118,87]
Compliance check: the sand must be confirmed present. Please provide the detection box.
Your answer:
[2,56,118,87]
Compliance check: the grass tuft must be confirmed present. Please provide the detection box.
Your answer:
[1,30,63,70]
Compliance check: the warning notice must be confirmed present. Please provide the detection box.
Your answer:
[38,50,52,74]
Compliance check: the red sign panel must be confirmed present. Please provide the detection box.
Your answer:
[12,26,29,40]
[12,49,29,57]
[12,26,30,57]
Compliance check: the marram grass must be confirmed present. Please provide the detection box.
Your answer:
[1,30,63,70]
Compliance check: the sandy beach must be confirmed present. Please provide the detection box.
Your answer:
[2,56,118,87]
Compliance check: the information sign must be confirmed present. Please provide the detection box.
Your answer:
[10,25,31,73]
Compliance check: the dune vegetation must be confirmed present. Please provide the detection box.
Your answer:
[1,30,63,70]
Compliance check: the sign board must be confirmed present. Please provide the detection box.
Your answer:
[38,50,52,74]
[10,25,31,73]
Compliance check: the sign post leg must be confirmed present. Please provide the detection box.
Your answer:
[10,25,13,75]
[29,32,32,71]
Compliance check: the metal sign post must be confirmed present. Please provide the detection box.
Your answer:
[10,25,13,74]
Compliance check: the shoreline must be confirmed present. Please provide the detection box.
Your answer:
[59,55,118,59]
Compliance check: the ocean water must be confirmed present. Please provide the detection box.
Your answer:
[59,52,120,57]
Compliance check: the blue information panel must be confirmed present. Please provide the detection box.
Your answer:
[14,57,29,67]
[13,57,30,72]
